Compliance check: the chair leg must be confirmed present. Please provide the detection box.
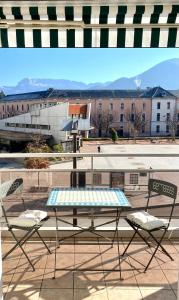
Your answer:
[149,231,173,261]
[35,229,51,254]
[3,227,39,261]
[8,229,35,271]
[122,231,137,256]
[144,231,167,272]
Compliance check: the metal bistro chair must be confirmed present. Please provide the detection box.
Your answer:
[122,178,177,272]
[1,178,51,271]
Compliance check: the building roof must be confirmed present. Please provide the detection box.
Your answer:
[140,86,176,99]
[0,87,176,102]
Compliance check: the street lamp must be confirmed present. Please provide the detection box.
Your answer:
[62,118,93,226]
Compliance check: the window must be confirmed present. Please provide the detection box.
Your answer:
[7,105,9,112]
[140,172,147,177]
[166,113,170,121]
[167,102,170,109]
[17,105,18,111]
[131,103,135,110]
[2,105,4,112]
[110,103,113,110]
[93,173,102,185]
[166,125,169,133]
[143,103,146,110]
[157,102,161,109]
[120,114,124,122]
[27,104,29,111]
[109,114,113,122]
[156,125,160,133]
[130,174,138,184]
[142,125,145,133]
[121,103,124,110]
[142,113,145,121]
[131,114,135,122]
[157,113,160,121]
[22,104,24,111]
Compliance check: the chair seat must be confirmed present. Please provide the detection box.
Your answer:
[127,211,169,230]
[9,210,48,228]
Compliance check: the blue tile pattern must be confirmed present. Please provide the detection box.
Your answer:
[46,187,131,208]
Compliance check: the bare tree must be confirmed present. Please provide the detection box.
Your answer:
[166,110,178,142]
[91,108,117,137]
[125,108,148,142]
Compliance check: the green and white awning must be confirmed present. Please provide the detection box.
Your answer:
[0,2,179,47]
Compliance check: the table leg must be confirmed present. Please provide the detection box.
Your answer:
[53,208,58,279]
[112,209,122,280]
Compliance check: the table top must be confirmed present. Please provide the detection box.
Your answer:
[46,187,131,208]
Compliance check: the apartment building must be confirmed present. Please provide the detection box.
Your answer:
[0,87,177,137]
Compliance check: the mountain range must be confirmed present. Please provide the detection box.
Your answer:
[1,58,179,95]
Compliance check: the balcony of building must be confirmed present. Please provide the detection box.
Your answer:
[1,148,179,300]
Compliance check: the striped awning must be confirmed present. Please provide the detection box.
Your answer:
[0,2,179,47]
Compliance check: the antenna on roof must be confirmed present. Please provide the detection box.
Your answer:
[134,77,141,90]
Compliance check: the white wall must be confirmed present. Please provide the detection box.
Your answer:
[0,103,69,143]
[151,98,176,135]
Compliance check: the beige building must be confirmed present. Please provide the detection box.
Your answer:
[0,87,177,137]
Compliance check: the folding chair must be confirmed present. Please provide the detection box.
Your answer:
[1,178,51,271]
[122,178,177,272]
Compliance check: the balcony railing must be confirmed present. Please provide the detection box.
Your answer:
[0,151,179,225]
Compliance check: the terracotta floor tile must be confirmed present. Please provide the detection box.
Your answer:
[75,243,100,254]
[46,253,75,269]
[42,269,74,288]
[156,253,179,270]
[2,255,21,271]
[39,288,73,300]
[127,251,161,270]
[17,253,48,270]
[24,241,52,255]
[75,253,103,270]
[50,241,75,253]
[159,242,178,254]
[99,241,124,255]
[104,270,138,288]
[2,271,14,295]
[135,269,170,289]
[74,288,108,300]
[162,269,178,290]
[101,253,131,271]
[107,287,142,300]
[74,271,105,290]
[10,268,44,288]
[5,287,40,300]
[140,288,177,300]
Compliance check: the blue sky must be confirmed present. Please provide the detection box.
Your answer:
[1,48,179,86]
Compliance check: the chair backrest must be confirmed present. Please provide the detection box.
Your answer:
[0,178,23,225]
[147,178,177,225]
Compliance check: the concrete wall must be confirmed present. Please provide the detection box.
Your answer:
[0,102,69,143]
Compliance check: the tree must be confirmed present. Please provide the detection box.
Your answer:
[166,110,178,142]
[126,108,148,142]
[111,128,118,143]
[91,108,117,137]
[25,136,51,169]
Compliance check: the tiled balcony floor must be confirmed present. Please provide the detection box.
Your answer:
[2,238,179,300]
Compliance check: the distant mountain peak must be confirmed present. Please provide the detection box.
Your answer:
[1,58,179,95]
